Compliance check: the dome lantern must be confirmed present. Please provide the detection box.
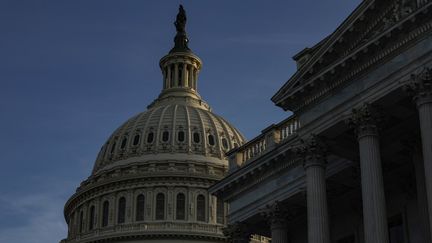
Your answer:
[158,5,203,101]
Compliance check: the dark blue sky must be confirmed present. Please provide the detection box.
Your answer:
[0,1,359,242]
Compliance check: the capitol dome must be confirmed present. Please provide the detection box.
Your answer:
[92,99,244,175]
[61,5,245,243]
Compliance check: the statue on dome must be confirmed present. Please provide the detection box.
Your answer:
[174,5,187,33]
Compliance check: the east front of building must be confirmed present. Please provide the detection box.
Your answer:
[210,1,432,243]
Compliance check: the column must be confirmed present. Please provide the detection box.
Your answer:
[347,104,389,243]
[188,65,194,89]
[223,222,251,243]
[174,63,179,87]
[299,135,330,243]
[262,201,288,243]
[413,145,432,242]
[404,67,432,240]
[166,66,171,88]
[183,63,188,87]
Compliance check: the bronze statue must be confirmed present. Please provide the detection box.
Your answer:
[174,5,187,33]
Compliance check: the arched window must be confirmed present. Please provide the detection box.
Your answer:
[216,198,224,224]
[193,132,200,143]
[156,193,165,220]
[102,201,109,227]
[176,193,186,220]
[133,134,140,146]
[162,131,169,142]
[208,134,215,146]
[79,210,84,233]
[88,205,95,230]
[196,194,206,222]
[147,132,154,143]
[136,194,145,221]
[120,137,127,149]
[117,197,126,224]
[178,131,185,142]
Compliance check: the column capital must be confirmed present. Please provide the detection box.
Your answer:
[346,103,383,139]
[261,201,288,229]
[403,66,432,106]
[223,222,251,243]
[297,134,327,169]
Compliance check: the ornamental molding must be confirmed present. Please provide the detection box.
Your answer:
[346,103,384,138]
[64,222,226,243]
[296,134,327,169]
[273,1,432,113]
[403,66,432,105]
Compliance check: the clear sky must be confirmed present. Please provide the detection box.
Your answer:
[0,1,360,242]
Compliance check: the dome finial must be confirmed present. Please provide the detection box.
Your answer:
[170,4,190,53]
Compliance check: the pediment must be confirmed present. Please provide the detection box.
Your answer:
[272,0,428,111]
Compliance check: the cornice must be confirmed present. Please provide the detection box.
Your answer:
[62,222,226,243]
[274,2,432,113]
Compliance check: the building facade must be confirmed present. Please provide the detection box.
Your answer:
[60,6,246,243]
[210,1,432,243]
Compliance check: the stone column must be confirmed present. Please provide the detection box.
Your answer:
[174,63,179,87]
[262,201,289,243]
[404,67,432,240]
[166,65,171,88]
[347,104,389,243]
[189,65,194,89]
[413,145,432,242]
[183,63,188,87]
[299,135,330,243]
[223,222,251,243]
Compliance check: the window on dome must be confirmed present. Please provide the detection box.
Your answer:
[136,194,145,221]
[156,193,165,220]
[196,195,206,222]
[120,138,127,149]
[221,138,229,149]
[208,134,215,146]
[162,131,169,142]
[176,193,186,220]
[178,131,185,142]
[216,198,224,224]
[88,205,95,230]
[133,134,140,146]
[147,132,154,143]
[110,142,116,154]
[193,132,200,143]
[102,201,109,227]
[79,210,84,233]
[117,197,126,224]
